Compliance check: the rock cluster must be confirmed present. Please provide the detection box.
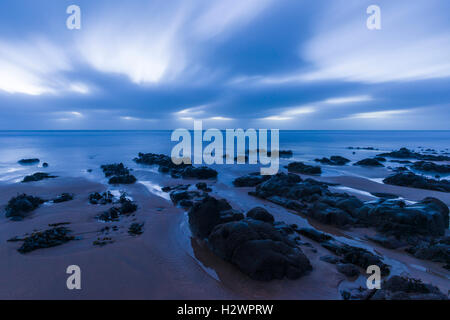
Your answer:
[383,172,450,192]
[411,161,450,174]
[16,227,75,254]
[101,163,137,185]
[315,156,350,166]
[5,194,44,220]
[378,147,450,161]
[285,162,322,175]
[22,172,57,183]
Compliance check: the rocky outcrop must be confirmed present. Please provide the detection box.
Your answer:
[286,162,322,175]
[18,158,40,165]
[89,191,114,205]
[411,161,450,174]
[315,156,350,166]
[96,195,137,222]
[15,227,75,254]
[233,172,271,187]
[383,172,450,192]
[342,276,448,300]
[378,147,450,161]
[187,196,312,281]
[5,194,44,220]
[52,193,74,203]
[134,153,217,180]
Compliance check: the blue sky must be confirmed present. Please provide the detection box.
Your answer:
[0,0,449,130]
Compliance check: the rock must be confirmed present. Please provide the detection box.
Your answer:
[101,163,137,185]
[108,174,137,185]
[373,276,448,300]
[17,227,74,254]
[286,162,322,175]
[196,182,210,191]
[383,172,450,192]
[406,238,450,267]
[188,197,223,238]
[320,255,340,264]
[378,147,450,161]
[246,207,275,223]
[321,240,390,275]
[134,153,217,180]
[336,263,360,277]
[315,156,351,166]
[366,235,406,249]
[233,173,271,187]
[179,200,194,208]
[5,194,44,220]
[309,202,355,226]
[53,193,74,203]
[128,223,144,236]
[42,162,49,168]
[354,158,384,167]
[219,209,245,224]
[18,158,40,165]
[371,192,399,199]
[89,191,114,205]
[208,219,312,281]
[297,228,334,243]
[22,172,58,183]
[97,207,121,222]
[411,161,450,174]
[96,196,137,221]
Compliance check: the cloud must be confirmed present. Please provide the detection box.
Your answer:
[323,95,372,105]
[341,109,410,120]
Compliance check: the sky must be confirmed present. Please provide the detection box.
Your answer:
[0,0,449,130]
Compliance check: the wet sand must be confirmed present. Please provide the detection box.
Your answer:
[0,170,449,299]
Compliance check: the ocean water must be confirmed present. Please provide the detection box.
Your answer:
[0,130,449,184]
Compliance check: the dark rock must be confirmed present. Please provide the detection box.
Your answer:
[17,227,74,253]
[383,172,450,192]
[286,162,322,175]
[371,192,399,199]
[175,166,218,180]
[246,207,275,223]
[118,195,138,215]
[390,160,412,164]
[101,163,136,185]
[366,235,406,249]
[108,174,137,185]
[373,276,448,300]
[179,199,194,208]
[89,191,114,205]
[53,193,74,203]
[128,223,144,236]
[42,162,49,168]
[97,207,121,222]
[219,209,245,224]
[315,156,351,166]
[208,219,312,281]
[233,173,271,187]
[5,194,44,220]
[320,255,340,264]
[354,158,384,167]
[18,158,40,165]
[321,240,390,275]
[297,228,334,243]
[411,161,450,174]
[196,182,209,191]
[378,148,450,161]
[188,197,223,238]
[336,263,360,277]
[22,172,58,183]
[406,238,450,266]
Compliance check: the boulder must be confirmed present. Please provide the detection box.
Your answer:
[378,148,450,161]
[188,197,222,238]
[315,156,350,166]
[336,263,360,277]
[246,207,275,223]
[22,172,57,183]
[5,194,44,220]
[383,172,450,192]
[354,158,384,167]
[18,158,40,165]
[286,162,322,175]
[411,161,450,174]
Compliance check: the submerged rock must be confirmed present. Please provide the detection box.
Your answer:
[89,191,114,205]
[286,162,322,175]
[383,172,450,192]
[101,163,137,185]
[5,194,44,220]
[18,158,40,165]
[22,172,57,183]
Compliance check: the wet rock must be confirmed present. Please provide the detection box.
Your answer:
[315,156,350,166]
[219,209,245,224]
[411,161,450,174]
[5,194,44,220]
[128,223,144,236]
[93,237,114,247]
[89,191,114,205]
[371,276,448,300]
[322,240,390,275]
[17,227,74,253]
[246,207,275,223]
[286,162,322,175]
[320,255,340,264]
[208,219,312,281]
[390,160,412,164]
[336,263,360,277]
[405,238,450,267]
[354,158,384,167]
[42,162,49,168]
[297,228,334,243]
[196,182,212,192]
[22,172,58,183]
[379,148,450,161]
[348,147,378,151]
[97,196,137,222]
[18,158,40,165]
[188,197,223,238]
[383,172,450,192]
[53,193,74,203]
[371,192,399,199]
[233,172,271,187]
[366,235,406,249]
[134,153,217,180]
[118,195,138,215]
[101,163,137,185]
[97,207,121,222]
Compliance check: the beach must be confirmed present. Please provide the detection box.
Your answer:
[0,130,448,299]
